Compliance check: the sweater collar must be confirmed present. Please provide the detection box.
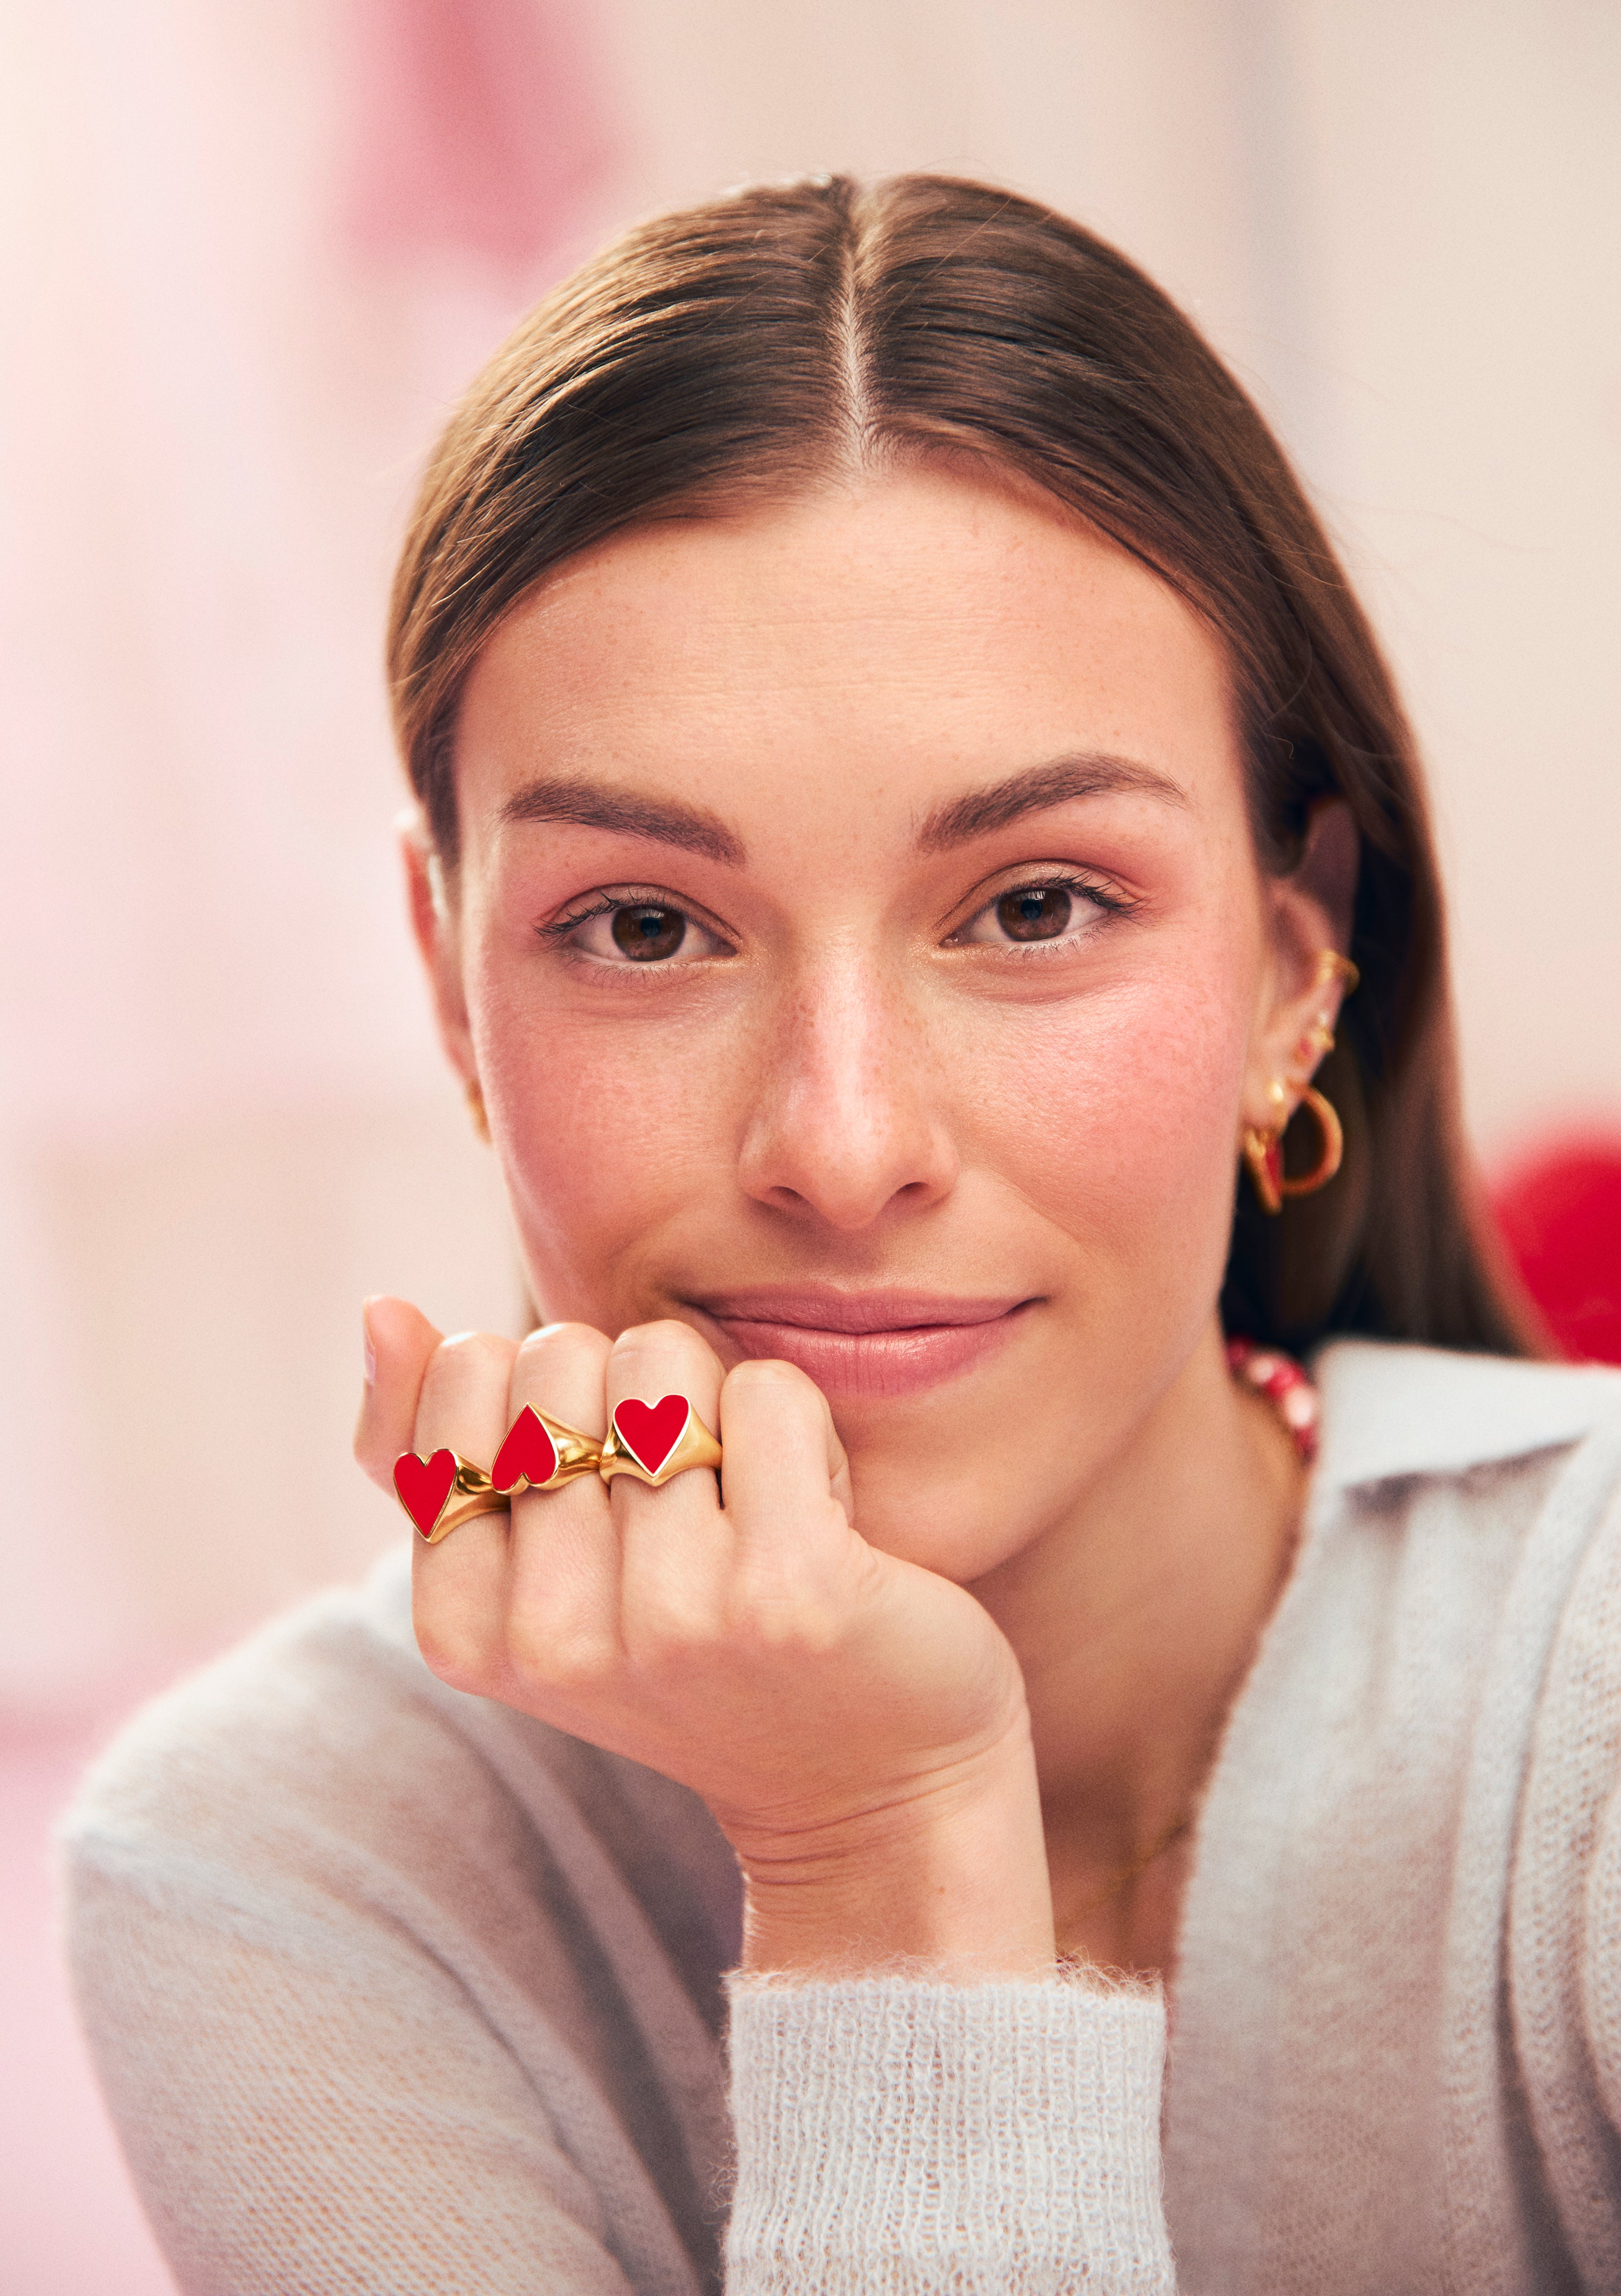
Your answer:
[1310,1338,1621,1489]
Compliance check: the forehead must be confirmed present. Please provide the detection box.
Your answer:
[454,466,1237,838]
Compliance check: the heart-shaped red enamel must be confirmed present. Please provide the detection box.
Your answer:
[394,1448,457,1537]
[612,1395,690,1476]
[492,1406,559,1495]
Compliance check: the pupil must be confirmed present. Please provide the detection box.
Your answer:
[997,886,1071,941]
[612,905,686,961]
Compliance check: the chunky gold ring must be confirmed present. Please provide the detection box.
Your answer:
[599,1395,723,1488]
[393,1449,511,1545]
[491,1404,602,1495]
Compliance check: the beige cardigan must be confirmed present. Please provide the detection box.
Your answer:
[62,1341,1621,2293]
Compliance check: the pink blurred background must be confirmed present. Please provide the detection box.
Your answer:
[3,1,1618,2285]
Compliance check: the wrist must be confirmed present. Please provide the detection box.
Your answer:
[727,1729,1056,1980]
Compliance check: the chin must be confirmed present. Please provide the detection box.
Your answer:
[841,1448,1038,1583]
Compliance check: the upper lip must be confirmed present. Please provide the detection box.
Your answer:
[689,1286,1033,1334]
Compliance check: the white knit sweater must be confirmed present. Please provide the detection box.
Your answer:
[61,1341,1621,2294]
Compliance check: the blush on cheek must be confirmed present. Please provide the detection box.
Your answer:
[977,980,1246,1322]
[827,988,1250,1581]
[472,979,733,1327]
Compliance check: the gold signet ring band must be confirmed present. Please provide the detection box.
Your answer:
[599,1395,723,1487]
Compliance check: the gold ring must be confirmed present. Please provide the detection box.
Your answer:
[491,1404,602,1495]
[393,1448,512,1544]
[599,1395,723,1488]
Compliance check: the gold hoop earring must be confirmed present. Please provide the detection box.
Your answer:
[466,1079,491,1144]
[1243,1083,1344,1216]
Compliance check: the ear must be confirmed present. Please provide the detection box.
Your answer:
[1241,798,1360,1136]
[399,808,477,1087]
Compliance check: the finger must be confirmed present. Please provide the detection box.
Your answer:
[509,1321,611,1446]
[503,1324,621,1683]
[606,1318,728,1643]
[718,1357,860,1586]
[719,1355,848,1521]
[410,1329,519,1688]
[355,1295,443,1493]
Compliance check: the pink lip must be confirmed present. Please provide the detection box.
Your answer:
[687,1286,1035,1400]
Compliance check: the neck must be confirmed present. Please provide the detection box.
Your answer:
[968,1317,1304,1966]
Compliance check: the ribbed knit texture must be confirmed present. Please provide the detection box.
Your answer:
[59,1342,1621,2293]
[725,1976,1174,2292]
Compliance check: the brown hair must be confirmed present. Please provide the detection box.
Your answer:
[387,172,1538,1360]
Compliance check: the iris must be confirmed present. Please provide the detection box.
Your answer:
[612,905,687,960]
[996,886,1071,941]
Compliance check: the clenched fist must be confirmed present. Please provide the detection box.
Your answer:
[356,1299,1056,1977]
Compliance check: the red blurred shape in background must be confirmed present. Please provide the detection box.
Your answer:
[1492,1140,1621,1364]
[343,0,615,270]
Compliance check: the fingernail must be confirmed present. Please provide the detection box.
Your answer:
[361,1305,377,1387]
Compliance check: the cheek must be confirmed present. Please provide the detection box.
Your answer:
[464,952,733,1317]
[850,966,1253,1579]
[968,967,1249,1280]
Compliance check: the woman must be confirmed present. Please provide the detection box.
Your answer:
[65,175,1621,2294]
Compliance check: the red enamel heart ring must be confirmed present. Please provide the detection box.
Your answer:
[613,1396,689,1475]
[394,1448,458,1536]
[599,1394,723,1487]
[491,1404,602,1495]
[492,1409,558,1492]
[392,1449,508,1544]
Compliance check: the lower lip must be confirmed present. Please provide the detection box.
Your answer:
[700,1309,1026,1399]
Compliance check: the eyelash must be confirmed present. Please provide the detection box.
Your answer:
[535,870,1138,962]
[948,869,1138,948]
[976,870,1134,920]
[536,889,720,937]
[533,888,736,969]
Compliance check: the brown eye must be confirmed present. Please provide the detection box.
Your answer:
[611,904,687,960]
[995,885,1072,941]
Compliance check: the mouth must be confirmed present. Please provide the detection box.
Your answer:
[685,1284,1039,1400]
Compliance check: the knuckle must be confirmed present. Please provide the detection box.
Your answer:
[412,1607,493,1693]
[516,1320,608,1369]
[629,1605,710,1674]
[431,1328,514,1383]
[620,1576,718,1674]
[731,1589,844,1660]
[725,1355,812,1405]
[415,1329,518,1436]
[613,1317,719,1376]
[618,1316,693,1348]
[508,1611,616,1695]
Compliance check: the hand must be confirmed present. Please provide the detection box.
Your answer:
[356,1300,1056,1977]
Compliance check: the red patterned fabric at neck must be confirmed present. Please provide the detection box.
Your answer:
[1225,1337,1319,1464]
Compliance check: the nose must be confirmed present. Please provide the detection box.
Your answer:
[736,950,959,1231]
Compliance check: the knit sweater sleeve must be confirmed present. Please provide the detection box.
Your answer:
[57,1591,726,2296]
[724,1973,1177,2293]
[60,1726,693,2296]
[62,1753,667,2296]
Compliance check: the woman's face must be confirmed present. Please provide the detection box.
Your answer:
[417,465,1335,1581]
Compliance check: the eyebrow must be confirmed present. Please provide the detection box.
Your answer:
[499,775,746,865]
[916,755,1190,853]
